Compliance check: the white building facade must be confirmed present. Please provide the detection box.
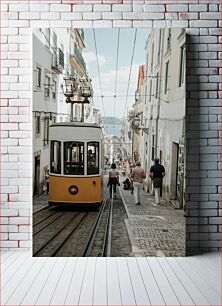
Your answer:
[142,28,186,208]
[131,65,145,164]
[33,28,97,195]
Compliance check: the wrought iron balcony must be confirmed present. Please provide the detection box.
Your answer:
[52,48,64,72]
[71,44,86,72]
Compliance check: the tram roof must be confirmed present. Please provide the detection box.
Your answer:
[50,122,101,129]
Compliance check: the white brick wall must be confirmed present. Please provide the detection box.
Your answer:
[1,0,221,255]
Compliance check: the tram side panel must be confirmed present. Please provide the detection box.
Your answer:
[48,175,102,205]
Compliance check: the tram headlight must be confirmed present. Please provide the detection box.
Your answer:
[69,185,79,195]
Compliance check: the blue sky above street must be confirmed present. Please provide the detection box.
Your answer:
[82,28,151,118]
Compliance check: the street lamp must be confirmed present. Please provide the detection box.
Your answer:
[62,76,77,122]
[132,114,149,134]
[62,75,93,122]
[78,77,93,122]
[79,77,93,104]
[133,115,140,128]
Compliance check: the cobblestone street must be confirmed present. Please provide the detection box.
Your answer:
[119,183,185,257]
[34,186,185,257]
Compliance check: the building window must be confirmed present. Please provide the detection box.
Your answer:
[146,53,149,78]
[164,61,169,94]
[45,76,50,98]
[157,30,162,63]
[87,142,99,175]
[50,141,61,174]
[167,28,171,50]
[36,67,41,88]
[35,114,41,134]
[52,81,56,99]
[45,28,50,49]
[52,31,57,52]
[155,72,159,99]
[149,79,152,102]
[64,142,84,175]
[43,117,49,146]
[179,44,185,87]
[151,43,154,72]
[152,135,155,161]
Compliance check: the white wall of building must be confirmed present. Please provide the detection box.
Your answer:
[142,28,186,206]
[32,28,96,195]
[33,30,59,194]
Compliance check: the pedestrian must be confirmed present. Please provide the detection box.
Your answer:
[131,161,146,205]
[149,158,165,204]
[123,178,131,190]
[108,163,120,199]
[45,169,49,194]
[129,163,136,194]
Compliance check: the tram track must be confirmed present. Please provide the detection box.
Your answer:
[33,179,130,257]
[33,212,66,236]
[82,192,110,256]
[82,192,114,257]
[33,211,77,256]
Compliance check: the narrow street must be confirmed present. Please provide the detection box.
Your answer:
[32,28,186,258]
[33,178,185,257]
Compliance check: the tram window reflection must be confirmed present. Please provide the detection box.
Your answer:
[64,142,84,175]
[87,142,99,175]
[50,141,61,174]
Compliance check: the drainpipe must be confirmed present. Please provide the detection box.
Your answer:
[155,29,164,158]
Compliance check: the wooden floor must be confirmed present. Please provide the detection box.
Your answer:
[1,251,221,305]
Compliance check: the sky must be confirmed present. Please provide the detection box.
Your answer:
[82,29,151,119]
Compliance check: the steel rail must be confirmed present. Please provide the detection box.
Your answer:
[81,191,109,257]
[33,212,65,236]
[50,212,88,257]
[33,210,62,227]
[33,212,82,257]
[102,195,113,257]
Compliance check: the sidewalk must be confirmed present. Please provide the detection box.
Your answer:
[119,180,185,257]
[33,192,49,212]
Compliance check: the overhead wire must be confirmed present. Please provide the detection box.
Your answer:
[92,28,106,118]
[122,29,138,126]
[113,29,120,122]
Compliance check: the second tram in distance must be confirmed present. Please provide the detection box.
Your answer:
[48,122,104,207]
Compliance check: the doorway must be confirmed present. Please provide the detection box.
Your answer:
[170,142,179,199]
[34,155,40,195]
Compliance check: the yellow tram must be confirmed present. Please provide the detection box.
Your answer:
[48,122,104,206]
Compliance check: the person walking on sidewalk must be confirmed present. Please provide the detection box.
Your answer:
[150,158,165,204]
[129,163,135,194]
[131,161,146,205]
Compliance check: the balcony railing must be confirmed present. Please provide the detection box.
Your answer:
[71,45,86,72]
[52,48,64,72]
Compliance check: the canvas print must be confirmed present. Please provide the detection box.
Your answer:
[33,28,186,257]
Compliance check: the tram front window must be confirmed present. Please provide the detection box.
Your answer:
[50,141,61,174]
[64,142,84,175]
[87,142,99,175]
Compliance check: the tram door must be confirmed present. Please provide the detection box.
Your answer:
[34,155,40,195]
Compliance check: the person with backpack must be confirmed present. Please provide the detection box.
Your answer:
[108,163,120,199]
[150,157,165,204]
